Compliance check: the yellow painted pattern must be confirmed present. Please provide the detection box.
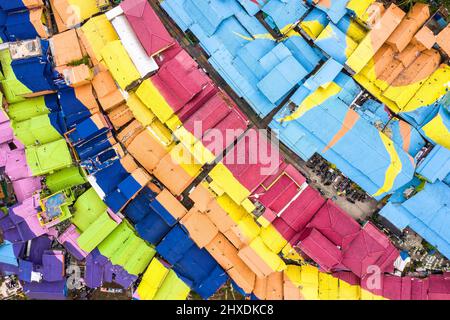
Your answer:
[346,31,376,73]
[233,31,274,41]
[372,132,403,197]
[356,63,450,114]
[68,0,100,21]
[422,114,450,149]
[402,65,450,113]
[280,82,342,122]
[300,20,325,39]
[346,20,367,43]
[346,0,376,20]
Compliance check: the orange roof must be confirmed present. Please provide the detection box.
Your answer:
[152,152,195,196]
[188,185,214,213]
[386,3,430,52]
[254,272,284,300]
[181,207,219,248]
[155,189,187,220]
[92,70,125,112]
[365,3,386,28]
[23,0,44,8]
[51,29,83,67]
[391,49,440,87]
[74,84,100,113]
[413,26,436,50]
[126,129,169,172]
[206,233,256,294]
[29,8,49,39]
[120,154,139,173]
[238,246,274,278]
[107,104,134,130]
[397,44,422,66]
[117,120,144,147]
[63,64,93,87]
[437,25,450,56]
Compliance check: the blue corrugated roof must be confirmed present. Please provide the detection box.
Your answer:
[380,181,450,259]
[417,146,450,183]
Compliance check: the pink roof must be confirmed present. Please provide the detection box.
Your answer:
[382,276,402,300]
[5,149,33,181]
[428,274,450,300]
[307,200,360,247]
[332,271,360,286]
[253,164,307,214]
[410,277,429,300]
[0,110,8,124]
[272,217,297,242]
[154,42,183,67]
[223,128,283,192]
[296,228,342,272]
[121,0,175,56]
[0,143,10,167]
[11,195,48,238]
[401,277,413,300]
[57,224,89,260]
[341,223,399,278]
[151,50,212,111]
[279,186,326,232]
[0,122,14,144]
[12,177,42,203]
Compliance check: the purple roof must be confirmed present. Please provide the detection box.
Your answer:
[28,236,53,265]
[23,280,67,300]
[57,224,89,261]
[42,250,65,282]
[84,249,138,289]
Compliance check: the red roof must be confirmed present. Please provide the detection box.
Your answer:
[272,217,297,242]
[428,274,450,300]
[183,92,248,157]
[223,128,283,192]
[382,276,402,300]
[121,0,175,56]
[410,277,429,300]
[279,186,326,232]
[341,223,399,278]
[254,164,307,214]
[296,228,342,272]
[151,50,212,111]
[307,200,360,247]
[332,271,361,286]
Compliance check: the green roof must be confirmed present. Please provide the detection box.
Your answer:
[0,49,30,103]
[25,139,73,176]
[98,221,156,275]
[13,114,62,146]
[154,271,190,300]
[77,211,119,253]
[72,188,107,232]
[97,221,135,257]
[45,166,86,193]
[7,96,51,122]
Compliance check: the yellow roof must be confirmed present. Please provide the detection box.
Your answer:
[135,259,189,300]
[78,14,118,65]
[101,40,140,90]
